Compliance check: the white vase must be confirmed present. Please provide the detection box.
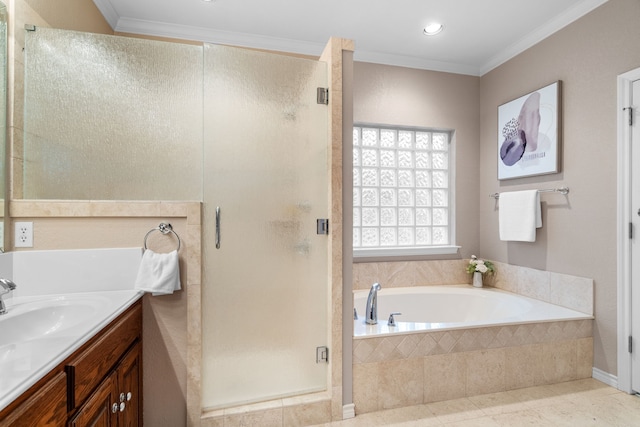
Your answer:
[473,271,483,288]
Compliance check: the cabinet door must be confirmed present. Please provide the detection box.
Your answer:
[0,371,67,427]
[68,374,116,427]
[116,343,141,427]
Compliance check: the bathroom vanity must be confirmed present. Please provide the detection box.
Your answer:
[0,296,142,426]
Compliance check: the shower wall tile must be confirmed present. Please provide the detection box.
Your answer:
[282,400,331,426]
[199,415,224,427]
[331,386,343,422]
[224,408,283,427]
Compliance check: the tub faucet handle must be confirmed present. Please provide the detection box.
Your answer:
[388,312,402,327]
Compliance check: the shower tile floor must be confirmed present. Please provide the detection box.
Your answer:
[315,379,640,426]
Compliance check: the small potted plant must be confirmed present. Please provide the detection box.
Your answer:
[466,255,495,288]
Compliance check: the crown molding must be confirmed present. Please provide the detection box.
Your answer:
[114,17,327,57]
[479,0,609,75]
[92,0,120,29]
[353,50,480,76]
[115,17,481,75]
[105,0,608,77]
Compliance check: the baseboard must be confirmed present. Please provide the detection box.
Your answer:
[592,367,618,388]
[342,403,355,419]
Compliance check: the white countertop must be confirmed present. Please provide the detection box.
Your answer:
[0,290,144,412]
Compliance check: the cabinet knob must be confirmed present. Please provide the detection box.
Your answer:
[126,392,132,401]
[120,392,126,403]
[120,402,126,412]
[112,403,119,414]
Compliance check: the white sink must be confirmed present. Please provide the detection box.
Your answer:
[0,290,143,412]
[0,296,106,343]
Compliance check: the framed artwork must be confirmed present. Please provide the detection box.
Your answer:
[497,81,562,180]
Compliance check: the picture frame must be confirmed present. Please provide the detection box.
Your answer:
[497,81,562,180]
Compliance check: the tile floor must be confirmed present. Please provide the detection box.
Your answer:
[315,379,640,426]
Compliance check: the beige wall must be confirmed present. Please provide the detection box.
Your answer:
[479,0,640,375]
[353,62,481,259]
[24,0,112,34]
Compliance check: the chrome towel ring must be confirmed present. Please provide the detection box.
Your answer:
[143,222,181,252]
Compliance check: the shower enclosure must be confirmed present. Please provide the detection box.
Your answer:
[202,44,329,409]
[23,28,330,410]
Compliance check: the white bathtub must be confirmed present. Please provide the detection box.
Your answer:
[353,285,592,338]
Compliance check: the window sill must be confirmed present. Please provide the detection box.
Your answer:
[353,245,460,263]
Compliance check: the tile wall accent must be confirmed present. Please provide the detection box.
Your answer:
[491,261,594,315]
[353,320,592,365]
[353,322,593,414]
[353,259,594,315]
[353,259,469,290]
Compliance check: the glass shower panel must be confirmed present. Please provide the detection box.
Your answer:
[23,28,202,200]
[202,44,329,409]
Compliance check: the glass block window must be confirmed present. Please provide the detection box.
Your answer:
[353,126,452,254]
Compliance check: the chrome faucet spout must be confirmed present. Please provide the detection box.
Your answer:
[0,278,16,315]
[0,278,16,292]
[365,282,381,325]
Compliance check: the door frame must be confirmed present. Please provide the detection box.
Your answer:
[617,67,640,394]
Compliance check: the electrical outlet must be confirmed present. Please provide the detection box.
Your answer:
[15,221,33,248]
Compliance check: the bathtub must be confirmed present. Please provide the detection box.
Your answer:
[353,285,592,338]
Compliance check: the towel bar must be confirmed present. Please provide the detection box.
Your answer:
[489,187,569,199]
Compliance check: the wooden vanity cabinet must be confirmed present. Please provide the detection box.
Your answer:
[67,302,142,427]
[69,342,141,427]
[0,372,67,427]
[0,300,142,427]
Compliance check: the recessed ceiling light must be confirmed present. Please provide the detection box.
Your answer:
[423,23,443,36]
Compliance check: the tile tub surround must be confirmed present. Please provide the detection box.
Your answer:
[351,260,594,415]
[353,259,594,315]
[352,320,593,414]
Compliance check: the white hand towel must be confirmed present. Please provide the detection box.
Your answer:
[499,190,542,242]
[134,249,181,296]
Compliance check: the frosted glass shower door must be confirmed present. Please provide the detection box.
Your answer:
[202,44,329,409]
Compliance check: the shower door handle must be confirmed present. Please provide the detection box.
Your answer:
[215,207,221,249]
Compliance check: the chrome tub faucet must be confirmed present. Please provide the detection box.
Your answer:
[365,282,381,325]
[0,278,16,315]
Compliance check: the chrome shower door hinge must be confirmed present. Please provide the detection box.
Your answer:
[316,346,329,363]
[317,87,329,105]
[316,219,329,235]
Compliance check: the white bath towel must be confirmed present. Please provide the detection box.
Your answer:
[134,249,181,296]
[499,190,542,242]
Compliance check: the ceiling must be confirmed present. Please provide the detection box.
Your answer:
[92,0,608,76]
